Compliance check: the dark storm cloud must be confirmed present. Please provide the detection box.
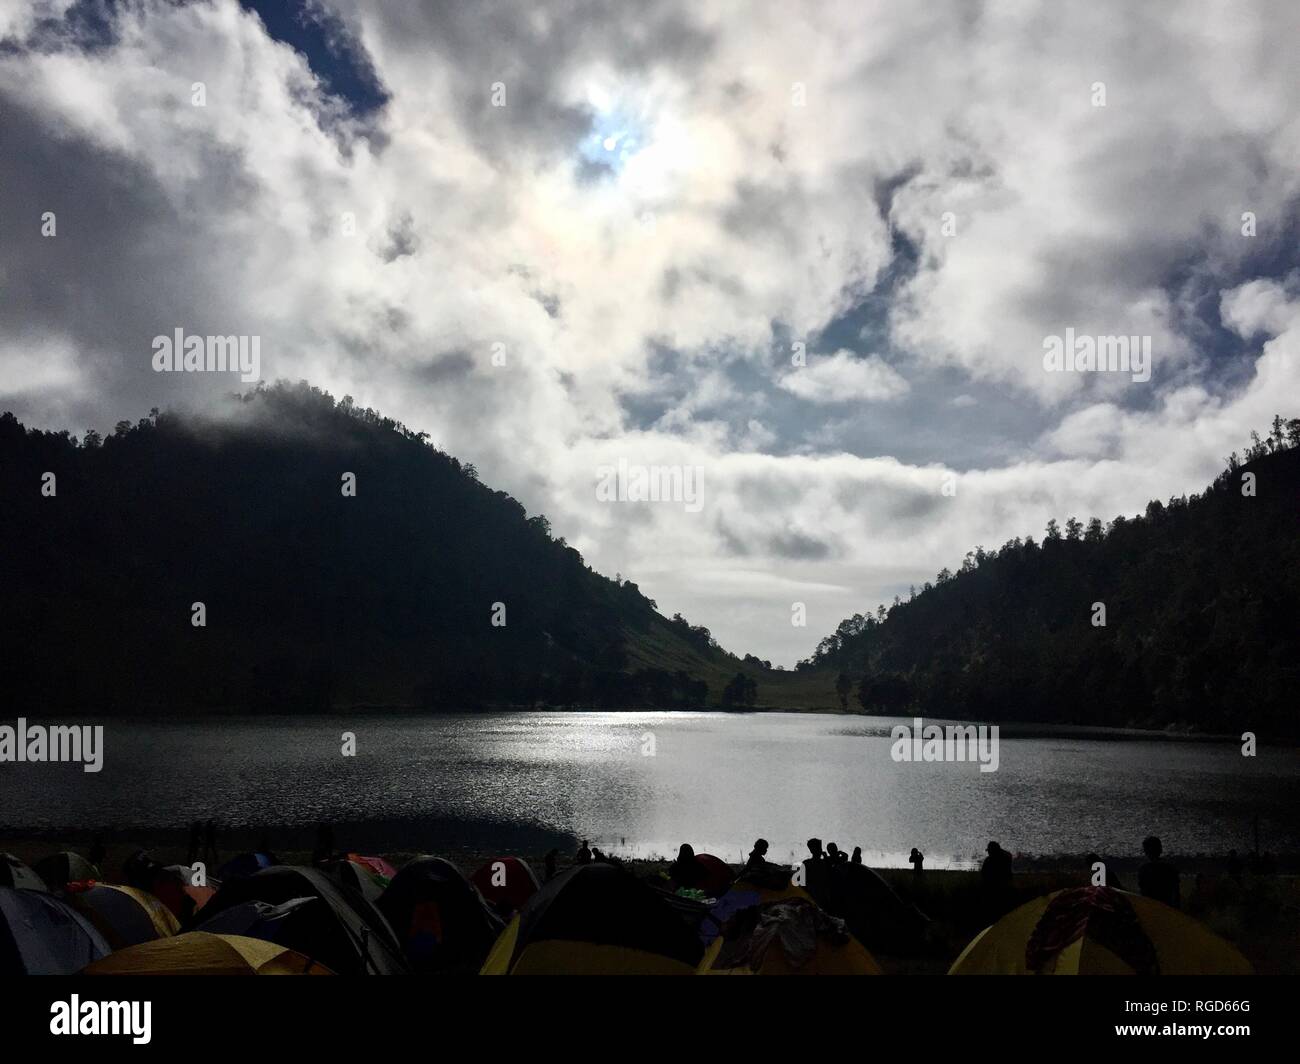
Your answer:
[764,527,834,560]
[712,516,833,561]
[410,350,475,386]
[0,92,245,421]
[375,212,419,262]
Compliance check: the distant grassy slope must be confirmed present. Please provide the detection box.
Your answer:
[624,612,839,710]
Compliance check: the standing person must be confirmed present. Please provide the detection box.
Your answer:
[1138,836,1180,908]
[743,838,770,876]
[850,847,862,865]
[980,841,1013,919]
[187,821,203,865]
[981,841,1012,888]
[88,835,106,872]
[311,824,335,865]
[803,838,827,892]
[202,820,220,866]
[909,847,924,875]
[573,839,592,865]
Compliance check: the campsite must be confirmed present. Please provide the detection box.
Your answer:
[2,838,1289,977]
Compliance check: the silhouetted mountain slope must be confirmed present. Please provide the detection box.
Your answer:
[0,382,748,712]
[801,419,1300,736]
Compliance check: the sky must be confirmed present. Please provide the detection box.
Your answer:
[1,0,1298,666]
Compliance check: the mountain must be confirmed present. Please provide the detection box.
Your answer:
[0,382,770,713]
[799,418,1300,736]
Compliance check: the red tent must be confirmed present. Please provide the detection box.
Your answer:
[471,857,541,914]
[694,854,734,896]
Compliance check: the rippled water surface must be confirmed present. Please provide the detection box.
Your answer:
[2,712,1295,866]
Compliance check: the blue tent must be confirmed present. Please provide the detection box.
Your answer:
[0,853,46,892]
[0,887,109,974]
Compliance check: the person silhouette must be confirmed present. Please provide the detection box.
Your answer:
[744,838,769,875]
[88,835,106,872]
[909,847,924,875]
[669,843,703,888]
[981,841,1013,891]
[850,846,862,865]
[311,823,335,865]
[1137,836,1180,908]
[802,838,828,892]
[574,839,592,865]
[202,820,219,866]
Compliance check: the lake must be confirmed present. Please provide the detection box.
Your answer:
[1,712,1295,867]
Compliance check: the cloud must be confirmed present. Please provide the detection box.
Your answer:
[1220,275,1300,339]
[0,0,1297,665]
[778,350,910,403]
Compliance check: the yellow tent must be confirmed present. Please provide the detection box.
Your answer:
[481,864,704,975]
[949,886,1252,975]
[83,932,334,975]
[697,888,882,975]
[483,917,699,975]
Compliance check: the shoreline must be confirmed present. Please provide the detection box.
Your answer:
[0,706,1268,744]
[4,835,1296,974]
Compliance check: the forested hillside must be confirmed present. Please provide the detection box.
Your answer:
[801,419,1300,736]
[0,382,754,712]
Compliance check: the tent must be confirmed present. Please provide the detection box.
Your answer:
[66,884,180,950]
[323,857,389,905]
[194,866,406,975]
[0,853,46,891]
[32,851,100,890]
[471,856,541,916]
[83,932,333,975]
[810,862,930,953]
[700,878,808,943]
[949,886,1253,975]
[692,854,733,896]
[216,852,277,881]
[378,857,503,974]
[154,864,217,919]
[482,863,704,975]
[347,854,397,880]
[699,894,882,975]
[0,887,110,974]
[196,896,322,947]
